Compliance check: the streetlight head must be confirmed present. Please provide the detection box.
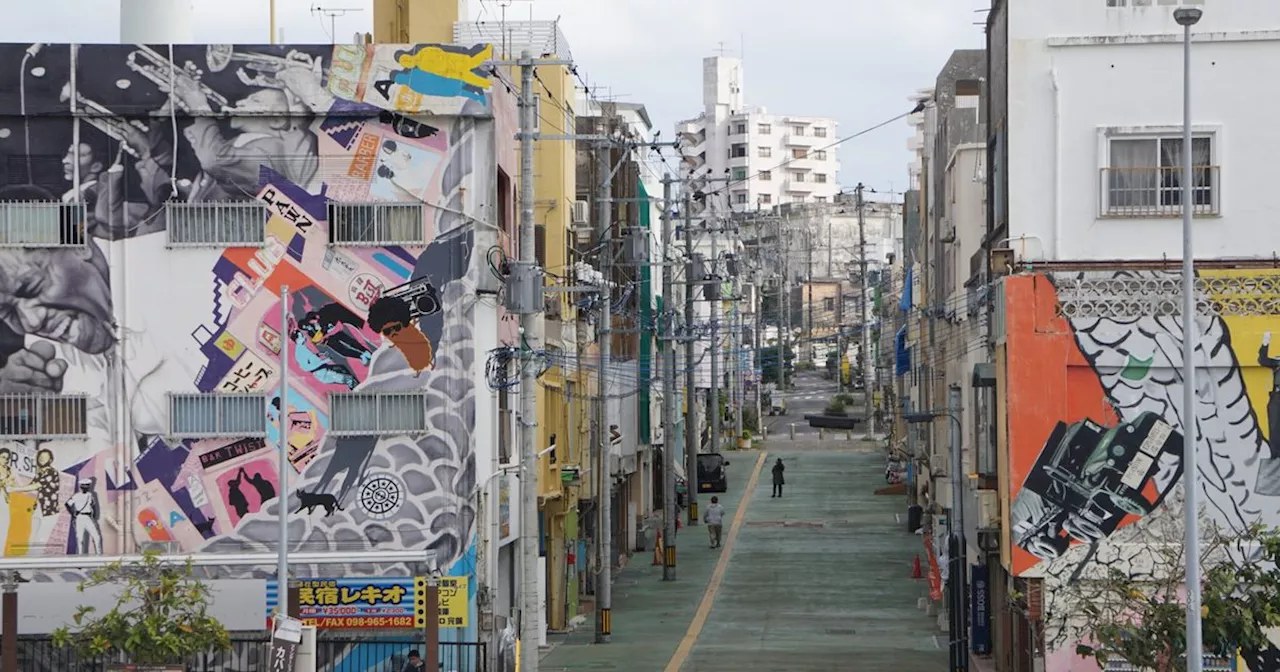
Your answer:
[1173,7,1203,26]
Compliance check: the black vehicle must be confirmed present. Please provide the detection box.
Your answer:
[696,453,730,493]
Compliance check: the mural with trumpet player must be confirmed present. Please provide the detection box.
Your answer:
[0,39,515,652]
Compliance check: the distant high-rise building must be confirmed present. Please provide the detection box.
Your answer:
[676,56,841,217]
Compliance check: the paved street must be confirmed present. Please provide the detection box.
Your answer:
[539,440,943,672]
[765,370,864,439]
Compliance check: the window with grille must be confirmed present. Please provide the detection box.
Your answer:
[758,146,772,158]
[1104,134,1216,217]
[169,393,267,437]
[731,168,747,180]
[329,392,428,435]
[0,394,88,438]
[328,202,426,245]
[760,170,772,181]
[757,123,771,135]
[814,127,828,138]
[166,201,268,246]
[0,202,86,247]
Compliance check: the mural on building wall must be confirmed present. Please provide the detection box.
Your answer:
[1004,270,1280,671]
[0,41,508,662]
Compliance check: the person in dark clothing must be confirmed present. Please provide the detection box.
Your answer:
[403,649,426,672]
[771,458,786,497]
[1258,332,1280,495]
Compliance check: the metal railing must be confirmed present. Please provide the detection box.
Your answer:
[1099,165,1219,217]
[169,392,268,438]
[0,393,89,438]
[0,201,86,247]
[6,635,488,672]
[328,203,427,247]
[166,201,268,247]
[329,391,429,436]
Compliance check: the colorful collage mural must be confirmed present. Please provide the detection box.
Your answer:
[0,39,516,655]
[1002,270,1280,670]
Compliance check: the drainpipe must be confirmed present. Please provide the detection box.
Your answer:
[1050,65,1062,260]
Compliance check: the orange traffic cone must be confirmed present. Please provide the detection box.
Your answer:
[911,554,923,579]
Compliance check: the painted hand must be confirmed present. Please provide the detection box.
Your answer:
[1266,332,1273,347]
[0,341,69,393]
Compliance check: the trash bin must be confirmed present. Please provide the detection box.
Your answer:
[907,504,923,533]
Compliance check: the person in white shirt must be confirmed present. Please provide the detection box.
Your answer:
[703,496,726,549]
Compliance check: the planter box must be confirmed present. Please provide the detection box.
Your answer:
[803,413,864,430]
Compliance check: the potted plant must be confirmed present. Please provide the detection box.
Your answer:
[738,429,752,450]
[824,398,848,416]
[52,550,232,670]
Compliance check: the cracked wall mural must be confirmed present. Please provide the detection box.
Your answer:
[0,40,514,666]
[1004,270,1280,671]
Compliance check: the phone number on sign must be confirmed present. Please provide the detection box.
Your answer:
[301,606,412,616]
[306,615,416,629]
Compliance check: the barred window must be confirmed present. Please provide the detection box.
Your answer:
[0,201,86,247]
[328,202,425,246]
[169,393,267,437]
[330,392,428,435]
[166,201,267,246]
[0,394,88,438]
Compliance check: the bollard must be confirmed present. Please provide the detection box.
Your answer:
[846,431,852,441]
[1,574,16,672]
[818,428,825,441]
[789,424,796,440]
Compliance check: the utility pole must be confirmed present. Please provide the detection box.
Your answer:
[780,215,791,391]
[947,383,968,672]
[594,139,613,644]
[709,220,720,455]
[737,254,747,448]
[857,183,873,436]
[660,176,678,581]
[514,50,543,672]
[682,195,699,526]
[753,269,763,429]
[805,212,814,368]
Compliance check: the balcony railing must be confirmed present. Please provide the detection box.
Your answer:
[1099,165,1219,218]
[784,133,819,147]
[0,201,86,247]
[166,201,268,247]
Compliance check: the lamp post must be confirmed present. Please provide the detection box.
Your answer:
[906,387,967,672]
[1173,6,1204,671]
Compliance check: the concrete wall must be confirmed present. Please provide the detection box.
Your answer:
[1006,0,1280,260]
[0,41,517,651]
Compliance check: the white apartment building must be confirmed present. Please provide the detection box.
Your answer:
[998,0,1280,261]
[677,56,841,215]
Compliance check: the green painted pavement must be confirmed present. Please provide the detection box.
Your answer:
[684,446,945,671]
[539,444,943,671]
[538,452,760,672]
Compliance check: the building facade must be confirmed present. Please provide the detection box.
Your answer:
[676,56,841,215]
[0,38,516,668]
[979,1,1280,670]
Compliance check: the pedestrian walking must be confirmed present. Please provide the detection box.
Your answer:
[703,496,725,548]
[771,458,786,497]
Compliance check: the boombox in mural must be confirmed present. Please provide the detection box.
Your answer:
[1011,412,1183,561]
[0,40,516,651]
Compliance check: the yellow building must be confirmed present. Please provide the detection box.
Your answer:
[373,1,587,633]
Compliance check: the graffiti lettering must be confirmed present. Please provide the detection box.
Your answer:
[226,235,288,308]
[348,133,380,181]
[219,357,272,393]
[260,186,314,232]
[199,437,268,469]
[348,274,384,313]
[373,78,394,100]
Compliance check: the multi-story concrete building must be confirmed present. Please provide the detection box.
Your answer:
[979,1,1280,670]
[676,56,841,216]
[0,33,516,670]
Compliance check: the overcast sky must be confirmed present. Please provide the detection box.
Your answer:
[0,0,986,197]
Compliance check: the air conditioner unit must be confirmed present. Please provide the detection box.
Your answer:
[572,200,590,225]
[138,540,181,555]
[976,490,999,530]
[940,218,956,243]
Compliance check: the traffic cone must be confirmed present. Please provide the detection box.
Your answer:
[911,554,923,579]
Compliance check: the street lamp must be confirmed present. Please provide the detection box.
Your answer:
[906,384,967,672]
[1174,6,1204,672]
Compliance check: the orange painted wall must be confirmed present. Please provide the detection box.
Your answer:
[1003,274,1111,576]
